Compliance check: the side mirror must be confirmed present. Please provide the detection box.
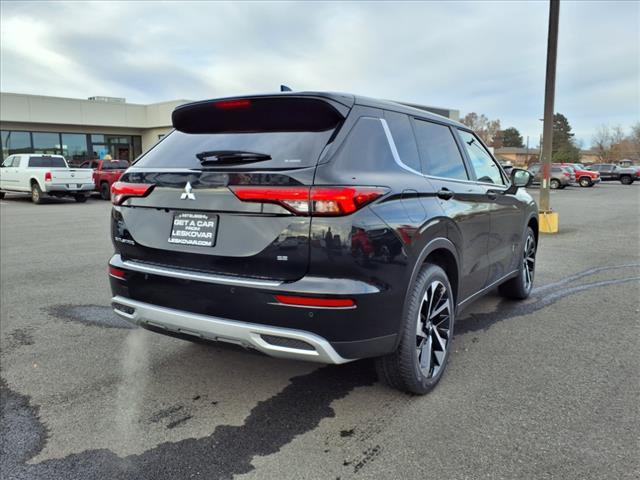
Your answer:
[506,168,532,194]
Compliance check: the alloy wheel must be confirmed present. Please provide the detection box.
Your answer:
[523,233,536,291]
[416,280,451,379]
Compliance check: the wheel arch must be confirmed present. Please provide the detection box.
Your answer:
[409,237,461,306]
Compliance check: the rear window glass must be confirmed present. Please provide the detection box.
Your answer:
[28,156,66,168]
[102,160,129,170]
[134,129,335,169]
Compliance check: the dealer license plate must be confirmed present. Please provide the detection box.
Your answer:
[168,212,218,247]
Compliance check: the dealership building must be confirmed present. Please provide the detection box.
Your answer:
[0,92,188,165]
[1,92,460,166]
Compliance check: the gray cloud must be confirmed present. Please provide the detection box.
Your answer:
[1,0,638,146]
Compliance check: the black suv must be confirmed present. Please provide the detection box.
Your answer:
[109,93,538,394]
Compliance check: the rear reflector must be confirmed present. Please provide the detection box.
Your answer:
[111,182,155,205]
[229,186,387,216]
[274,295,355,308]
[109,266,126,279]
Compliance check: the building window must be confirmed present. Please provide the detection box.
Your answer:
[1,131,32,159]
[32,132,62,155]
[61,133,89,166]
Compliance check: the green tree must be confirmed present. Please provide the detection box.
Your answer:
[551,113,581,163]
[501,127,525,148]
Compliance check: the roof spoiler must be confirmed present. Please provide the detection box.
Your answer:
[172,96,347,134]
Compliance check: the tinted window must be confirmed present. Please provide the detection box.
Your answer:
[1,131,31,158]
[413,120,468,180]
[135,129,334,169]
[32,132,61,155]
[329,117,394,174]
[28,156,67,168]
[384,111,421,172]
[102,160,129,170]
[61,133,89,166]
[458,130,505,185]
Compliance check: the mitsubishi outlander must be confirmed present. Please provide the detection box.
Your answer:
[109,93,537,394]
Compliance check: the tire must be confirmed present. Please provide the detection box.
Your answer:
[499,226,536,300]
[31,183,44,204]
[550,179,560,189]
[620,175,632,185]
[0,192,4,199]
[74,194,88,203]
[579,177,592,187]
[100,182,111,200]
[375,263,454,395]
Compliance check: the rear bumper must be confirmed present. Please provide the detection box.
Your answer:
[45,183,94,193]
[108,254,400,361]
[112,295,350,364]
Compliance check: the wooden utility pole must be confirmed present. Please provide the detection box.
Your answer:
[539,0,560,214]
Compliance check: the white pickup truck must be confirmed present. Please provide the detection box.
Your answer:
[0,154,95,203]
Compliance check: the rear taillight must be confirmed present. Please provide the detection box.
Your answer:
[563,173,570,177]
[108,265,126,279]
[274,295,355,308]
[229,186,388,216]
[111,182,155,205]
[44,171,52,182]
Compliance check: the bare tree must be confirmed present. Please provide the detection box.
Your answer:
[592,124,639,162]
[460,112,502,146]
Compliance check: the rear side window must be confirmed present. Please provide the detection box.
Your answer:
[28,156,66,168]
[384,111,421,172]
[329,117,394,174]
[413,120,468,180]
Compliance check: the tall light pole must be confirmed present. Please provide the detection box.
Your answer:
[539,0,560,232]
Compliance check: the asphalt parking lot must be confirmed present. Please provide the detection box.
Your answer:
[1,183,639,480]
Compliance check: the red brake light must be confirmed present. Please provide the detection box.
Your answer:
[274,295,355,308]
[108,266,126,279]
[229,186,387,216]
[111,182,155,205]
[44,171,52,182]
[215,99,251,110]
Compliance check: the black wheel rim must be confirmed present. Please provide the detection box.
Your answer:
[416,280,451,379]
[523,233,536,290]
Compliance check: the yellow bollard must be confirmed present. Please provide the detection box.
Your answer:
[539,210,559,233]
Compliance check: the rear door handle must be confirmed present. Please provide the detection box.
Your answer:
[436,188,454,200]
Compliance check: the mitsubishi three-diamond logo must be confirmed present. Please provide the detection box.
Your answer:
[180,181,196,200]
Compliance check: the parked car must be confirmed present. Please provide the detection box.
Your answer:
[108,92,538,395]
[588,163,639,185]
[81,158,130,200]
[555,163,600,187]
[0,154,94,203]
[527,163,572,189]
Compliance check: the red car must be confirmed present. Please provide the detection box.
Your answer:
[554,163,600,187]
[81,159,130,199]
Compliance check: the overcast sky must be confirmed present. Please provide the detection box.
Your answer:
[1,1,638,147]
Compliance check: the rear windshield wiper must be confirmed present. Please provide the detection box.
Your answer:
[196,150,272,165]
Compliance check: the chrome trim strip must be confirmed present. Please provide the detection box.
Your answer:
[111,296,350,364]
[379,118,423,176]
[110,254,282,288]
[458,270,519,307]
